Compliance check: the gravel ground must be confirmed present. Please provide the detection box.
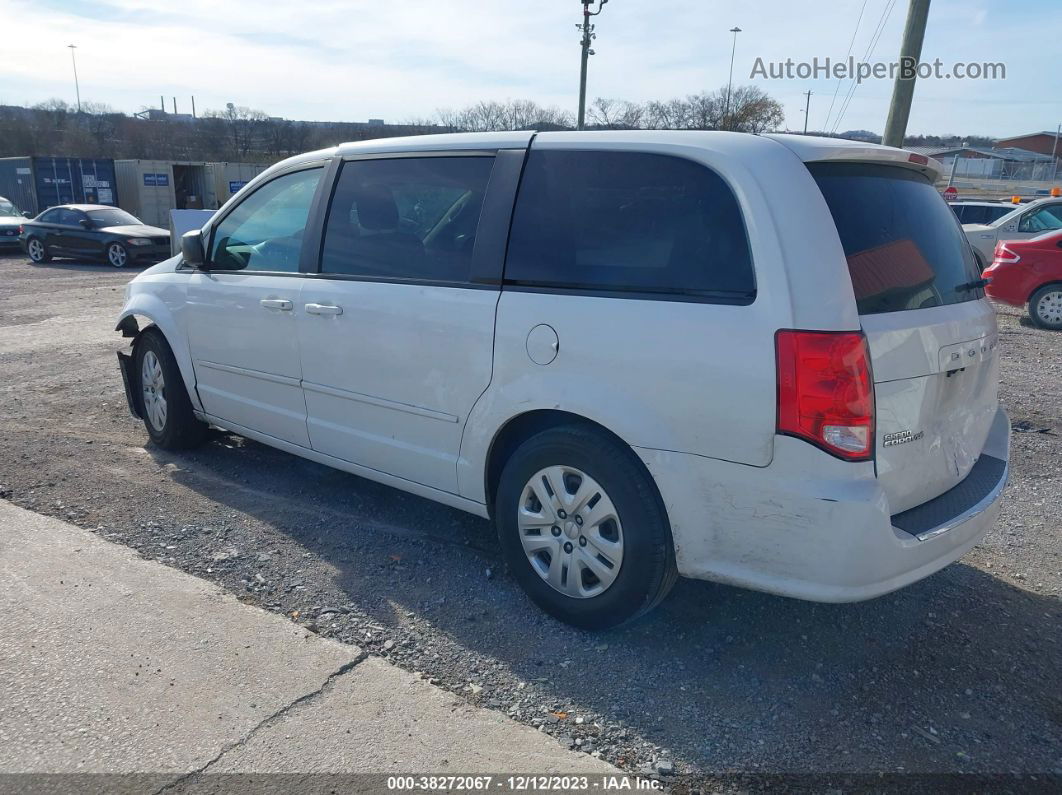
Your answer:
[0,253,1059,785]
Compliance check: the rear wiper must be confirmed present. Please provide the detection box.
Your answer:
[955,277,990,292]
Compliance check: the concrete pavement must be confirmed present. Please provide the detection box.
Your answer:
[0,500,614,782]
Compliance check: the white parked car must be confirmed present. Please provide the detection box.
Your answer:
[963,197,1062,268]
[115,132,1009,629]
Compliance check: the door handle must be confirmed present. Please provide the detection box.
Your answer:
[260,298,293,311]
[305,303,344,316]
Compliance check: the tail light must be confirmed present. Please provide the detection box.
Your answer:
[992,243,1021,264]
[776,330,874,461]
[17,225,22,235]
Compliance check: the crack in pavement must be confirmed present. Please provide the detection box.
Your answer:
[152,651,368,793]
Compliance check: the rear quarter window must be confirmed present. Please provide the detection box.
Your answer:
[809,163,984,314]
[505,150,755,301]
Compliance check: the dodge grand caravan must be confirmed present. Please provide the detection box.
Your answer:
[115,131,1009,629]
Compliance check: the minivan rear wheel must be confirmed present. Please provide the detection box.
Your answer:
[495,424,677,630]
[1029,284,1062,330]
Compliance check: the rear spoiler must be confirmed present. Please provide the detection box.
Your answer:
[762,134,943,182]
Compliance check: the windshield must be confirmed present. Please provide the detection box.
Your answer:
[810,162,983,315]
[86,208,142,227]
[0,201,20,218]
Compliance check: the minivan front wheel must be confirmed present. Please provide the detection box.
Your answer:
[1029,284,1062,330]
[495,424,677,630]
[134,329,208,449]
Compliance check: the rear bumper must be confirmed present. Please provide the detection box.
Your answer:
[983,264,1038,307]
[636,406,1010,602]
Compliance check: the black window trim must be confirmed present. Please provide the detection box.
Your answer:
[180,159,332,275]
[499,147,758,306]
[309,148,526,288]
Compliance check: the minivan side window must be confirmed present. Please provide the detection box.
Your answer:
[504,150,755,300]
[209,167,323,273]
[320,156,495,283]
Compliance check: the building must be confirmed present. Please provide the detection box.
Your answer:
[994,131,1062,158]
[907,145,1057,181]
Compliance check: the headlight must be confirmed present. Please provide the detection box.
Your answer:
[127,238,152,246]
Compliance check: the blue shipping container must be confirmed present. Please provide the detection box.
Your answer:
[0,156,119,216]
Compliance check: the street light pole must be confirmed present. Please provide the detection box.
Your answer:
[67,44,81,113]
[723,27,742,131]
[576,0,608,131]
[802,90,812,134]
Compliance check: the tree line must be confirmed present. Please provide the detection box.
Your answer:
[0,88,993,164]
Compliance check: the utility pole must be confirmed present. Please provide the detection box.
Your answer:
[882,0,932,148]
[802,91,812,134]
[576,0,609,131]
[723,26,742,130]
[67,44,81,113]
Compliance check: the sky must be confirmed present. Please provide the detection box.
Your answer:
[0,0,1059,138]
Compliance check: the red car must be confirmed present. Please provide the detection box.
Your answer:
[982,229,1062,329]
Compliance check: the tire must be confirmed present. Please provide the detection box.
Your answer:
[1028,284,1062,330]
[495,424,677,630]
[26,237,51,263]
[106,241,129,268]
[134,328,208,449]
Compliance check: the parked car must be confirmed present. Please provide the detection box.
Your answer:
[949,200,1021,226]
[114,132,1008,629]
[20,204,170,267]
[0,195,29,249]
[982,229,1062,329]
[963,197,1062,268]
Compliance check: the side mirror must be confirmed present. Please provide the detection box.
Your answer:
[79,218,93,230]
[182,229,207,267]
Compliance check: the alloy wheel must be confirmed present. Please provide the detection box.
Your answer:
[108,243,127,268]
[141,350,167,432]
[28,239,44,261]
[517,465,624,599]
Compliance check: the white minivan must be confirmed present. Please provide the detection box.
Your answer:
[116,131,1009,629]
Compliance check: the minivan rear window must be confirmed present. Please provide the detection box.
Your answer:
[809,163,983,314]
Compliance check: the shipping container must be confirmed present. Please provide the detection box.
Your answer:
[115,160,220,228]
[0,156,118,216]
[212,162,269,206]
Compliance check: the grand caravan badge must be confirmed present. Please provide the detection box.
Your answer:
[882,429,924,447]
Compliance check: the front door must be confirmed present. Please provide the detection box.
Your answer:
[185,165,325,447]
[296,154,505,493]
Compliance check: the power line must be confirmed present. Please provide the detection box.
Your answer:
[831,0,898,134]
[823,0,868,132]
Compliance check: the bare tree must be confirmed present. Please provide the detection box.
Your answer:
[726,85,784,133]
[436,100,572,132]
[204,103,270,159]
[587,97,644,129]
